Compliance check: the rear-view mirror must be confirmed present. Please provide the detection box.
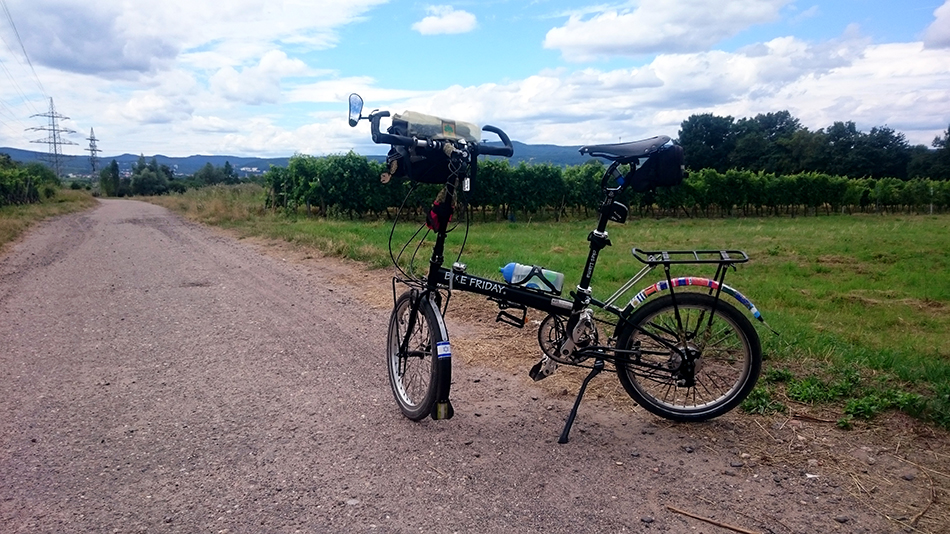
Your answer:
[348,93,363,127]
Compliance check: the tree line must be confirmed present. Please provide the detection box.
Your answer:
[98,156,243,197]
[678,111,950,181]
[0,153,61,207]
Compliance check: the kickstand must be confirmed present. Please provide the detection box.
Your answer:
[558,359,605,444]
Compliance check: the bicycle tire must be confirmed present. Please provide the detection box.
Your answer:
[616,292,761,422]
[387,291,445,420]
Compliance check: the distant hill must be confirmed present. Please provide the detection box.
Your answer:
[0,147,291,177]
[1,142,592,178]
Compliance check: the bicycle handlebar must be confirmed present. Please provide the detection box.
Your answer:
[369,110,513,158]
[478,125,514,157]
[369,111,414,146]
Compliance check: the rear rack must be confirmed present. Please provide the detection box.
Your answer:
[632,248,749,266]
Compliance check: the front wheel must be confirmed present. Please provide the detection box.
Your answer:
[616,293,761,422]
[387,291,445,420]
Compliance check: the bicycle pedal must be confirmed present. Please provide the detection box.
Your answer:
[496,309,526,328]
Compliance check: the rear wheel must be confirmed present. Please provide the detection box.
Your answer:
[616,293,761,422]
[387,291,443,420]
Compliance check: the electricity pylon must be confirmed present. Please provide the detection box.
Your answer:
[26,98,77,178]
[86,127,100,181]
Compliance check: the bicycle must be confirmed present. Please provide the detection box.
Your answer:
[348,94,770,443]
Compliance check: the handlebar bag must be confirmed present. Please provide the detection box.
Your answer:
[627,144,685,192]
[385,111,480,184]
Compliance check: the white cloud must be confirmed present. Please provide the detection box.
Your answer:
[212,114,365,156]
[789,4,820,25]
[114,93,194,125]
[924,0,950,49]
[544,0,793,60]
[1,0,388,75]
[210,51,310,105]
[365,35,946,149]
[412,6,478,35]
[285,77,423,105]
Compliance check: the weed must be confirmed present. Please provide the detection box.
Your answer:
[836,416,853,430]
[741,386,787,415]
[763,367,794,384]
[929,383,950,429]
[844,389,925,420]
[787,376,837,404]
[785,368,862,404]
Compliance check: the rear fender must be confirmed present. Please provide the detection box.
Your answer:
[628,277,763,322]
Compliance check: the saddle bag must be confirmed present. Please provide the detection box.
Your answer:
[628,144,686,192]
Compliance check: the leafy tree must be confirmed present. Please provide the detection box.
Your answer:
[856,126,911,179]
[131,168,168,195]
[99,160,120,196]
[730,111,804,173]
[117,176,132,197]
[135,154,148,175]
[24,162,60,188]
[932,125,950,180]
[223,161,237,184]
[194,162,225,185]
[678,114,736,172]
[823,121,861,177]
[778,129,829,173]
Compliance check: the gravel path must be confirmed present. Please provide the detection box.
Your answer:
[0,199,912,533]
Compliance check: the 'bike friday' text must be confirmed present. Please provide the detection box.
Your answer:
[443,272,506,295]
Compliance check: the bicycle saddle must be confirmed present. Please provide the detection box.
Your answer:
[579,135,671,161]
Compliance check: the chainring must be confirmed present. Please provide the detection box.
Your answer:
[538,314,597,364]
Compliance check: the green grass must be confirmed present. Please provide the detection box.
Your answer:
[147,186,950,428]
[0,189,98,252]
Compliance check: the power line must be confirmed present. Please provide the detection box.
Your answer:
[0,55,40,120]
[0,0,46,98]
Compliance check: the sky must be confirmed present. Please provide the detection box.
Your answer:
[1,0,949,159]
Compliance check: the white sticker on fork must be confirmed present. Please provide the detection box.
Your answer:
[436,341,452,359]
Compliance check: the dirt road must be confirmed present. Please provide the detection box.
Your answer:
[0,200,938,533]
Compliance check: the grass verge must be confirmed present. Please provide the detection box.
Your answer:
[0,189,98,253]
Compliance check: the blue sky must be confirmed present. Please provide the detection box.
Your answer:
[1,0,949,158]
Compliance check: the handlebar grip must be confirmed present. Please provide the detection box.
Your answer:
[477,125,514,157]
[370,111,415,146]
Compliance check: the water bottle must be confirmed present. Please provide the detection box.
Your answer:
[500,262,565,294]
